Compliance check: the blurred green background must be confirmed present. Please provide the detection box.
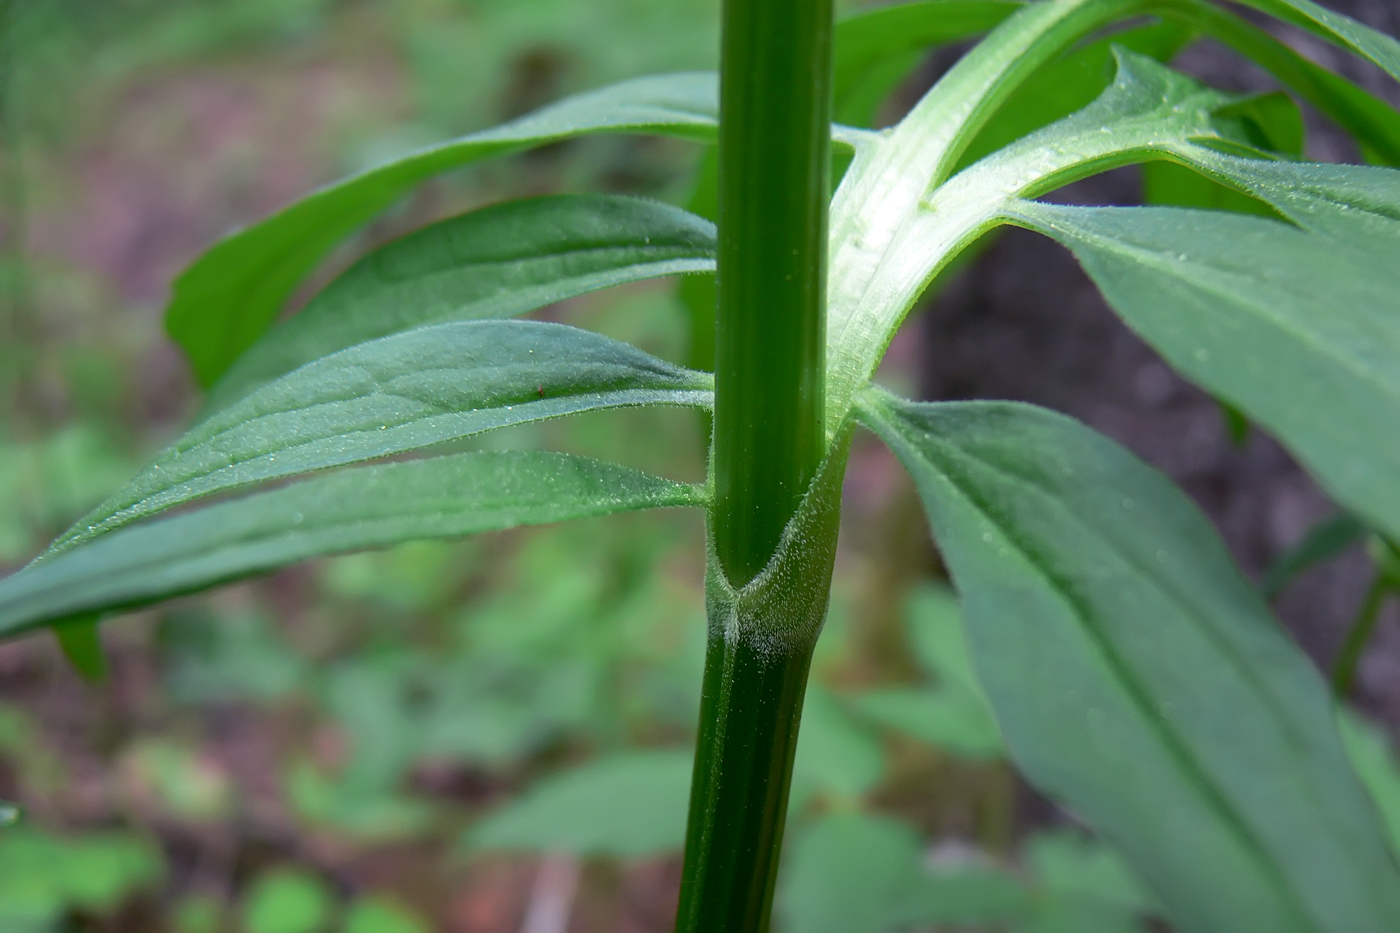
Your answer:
[2,1,1399,931]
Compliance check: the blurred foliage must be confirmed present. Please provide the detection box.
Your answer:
[4,1,1400,930]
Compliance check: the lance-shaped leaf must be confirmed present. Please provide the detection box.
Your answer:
[205,194,716,411]
[833,0,1024,127]
[1005,177,1400,545]
[859,392,1400,933]
[56,320,711,552]
[1166,0,1400,166]
[1231,0,1400,84]
[167,74,721,387]
[0,451,704,639]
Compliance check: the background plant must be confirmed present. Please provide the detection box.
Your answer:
[2,0,1400,924]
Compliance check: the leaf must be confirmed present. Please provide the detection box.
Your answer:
[166,74,721,386]
[1026,831,1157,916]
[1145,91,1306,216]
[344,897,431,933]
[1006,172,1400,545]
[1260,513,1367,599]
[205,194,716,411]
[466,749,693,857]
[1339,710,1400,860]
[0,451,704,639]
[954,19,1195,171]
[829,48,1238,431]
[833,0,1025,127]
[1232,0,1400,84]
[242,869,333,933]
[790,683,886,806]
[52,613,106,683]
[777,811,1031,933]
[851,687,1003,759]
[1168,0,1400,166]
[59,320,711,551]
[859,392,1400,933]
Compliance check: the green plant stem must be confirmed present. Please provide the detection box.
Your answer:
[677,622,817,931]
[1332,573,1392,697]
[711,0,833,587]
[679,0,835,927]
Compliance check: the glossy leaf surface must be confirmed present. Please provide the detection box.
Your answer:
[205,195,716,411]
[59,320,710,551]
[0,452,704,638]
[860,393,1400,933]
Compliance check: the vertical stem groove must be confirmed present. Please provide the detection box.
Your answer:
[678,0,835,929]
[712,0,834,587]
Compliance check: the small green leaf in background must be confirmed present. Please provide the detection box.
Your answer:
[0,827,164,930]
[790,684,885,808]
[173,893,223,933]
[1260,513,1367,600]
[779,811,1036,933]
[849,585,1002,759]
[160,611,306,704]
[52,614,106,683]
[343,896,431,933]
[285,758,434,843]
[466,749,693,857]
[778,812,937,933]
[1025,830,1158,917]
[242,869,334,933]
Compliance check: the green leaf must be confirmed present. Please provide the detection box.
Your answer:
[1260,513,1367,600]
[790,684,886,806]
[1006,165,1400,545]
[205,195,716,411]
[343,897,431,933]
[52,613,106,683]
[833,0,1025,127]
[1145,91,1306,216]
[849,583,1004,758]
[954,19,1194,171]
[58,320,711,551]
[242,869,333,933]
[1166,0,1400,166]
[851,687,1003,759]
[1339,710,1400,861]
[0,452,704,639]
[166,74,720,386]
[1230,0,1400,85]
[829,48,1237,432]
[859,392,1400,933]
[1026,831,1157,916]
[777,812,1030,933]
[466,749,692,857]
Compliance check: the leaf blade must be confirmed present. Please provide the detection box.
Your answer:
[0,452,704,639]
[860,393,1400,933]
[168,75,721,386]
[1006,178,1400,544]
[466,749,693,857]
[58,320,710,551]
[205,194,716,410]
